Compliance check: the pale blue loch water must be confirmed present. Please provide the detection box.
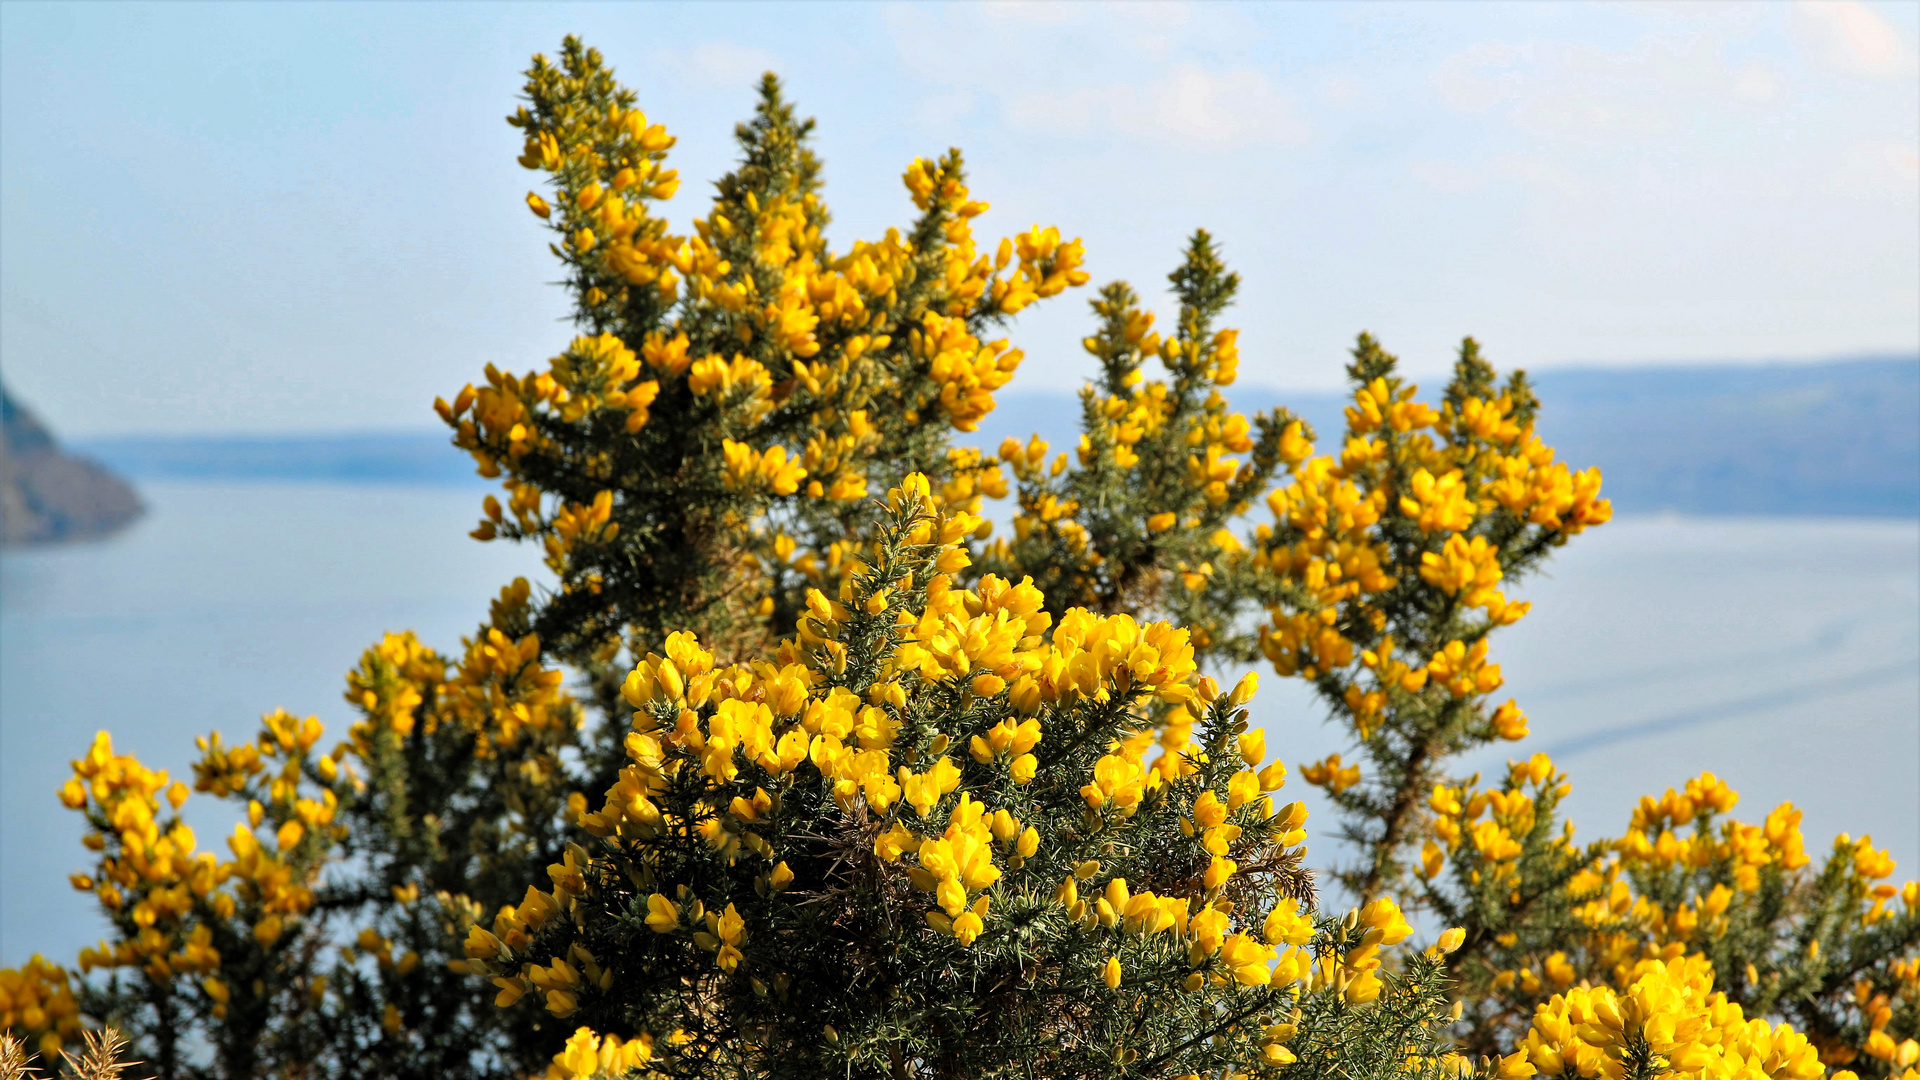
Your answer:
[2,483,1916,965]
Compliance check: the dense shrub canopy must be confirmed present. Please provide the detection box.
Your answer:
[3,35,1915,1080]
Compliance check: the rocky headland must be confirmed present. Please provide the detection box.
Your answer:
[1,383,143,546]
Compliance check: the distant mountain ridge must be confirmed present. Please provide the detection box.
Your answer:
[72,356,1920,518]
[1,384,143,546]
[970,356,1920,519]
[70,431,482,487]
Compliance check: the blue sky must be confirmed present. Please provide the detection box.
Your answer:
[2,1,1915,436]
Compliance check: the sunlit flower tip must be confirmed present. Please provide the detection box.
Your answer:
[526,192,551,219]
[1203,857,1236,891]
[645,893,680,933]
[769,861,794,891]
[1103,956,1122,989]
[1229,672,1258,706]
[1147,512,1176,533]
[1493,1050,1536,1080]
[1434,926,1466,955]
[1256,1040,1298,1067]
[1255,760,1288,792]
[1236,730,1265,767]
[1193,675,1220,705]
[951,910,984,945]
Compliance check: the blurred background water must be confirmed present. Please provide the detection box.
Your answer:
[1,481,544,963]
[4,476,1915,964]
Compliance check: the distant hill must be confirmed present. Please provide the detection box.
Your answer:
[72,356,1920,518]
[1526,359,1918,517]
[1,384,143,546]
[971,356,1920,519]
[72,431,482,487]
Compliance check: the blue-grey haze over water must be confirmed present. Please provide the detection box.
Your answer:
[2,481,1917,965]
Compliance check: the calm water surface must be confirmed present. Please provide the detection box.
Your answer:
[3,483,1916,964]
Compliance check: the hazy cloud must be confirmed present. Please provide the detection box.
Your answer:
[978,0,1086,27]
[686,42,782,88]
[1729,61,1782,102]
[1434,25,1834,146]
[1832,137,1920,197]
[886,2,1295,152]
[1409,154,1585,199]
[1794,1,1918,78]
[1010,64,1308,150]
[1435,42,1525,113]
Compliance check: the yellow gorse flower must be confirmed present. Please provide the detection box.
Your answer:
[1521,954,1825,1080]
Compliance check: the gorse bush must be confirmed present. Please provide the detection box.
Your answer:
[4,35,1915,1080]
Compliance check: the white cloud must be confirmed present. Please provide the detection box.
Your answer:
[1322,75,1361,109]
[1409,155,1586,199]
[1729,61,1781,102]
[978,0,1087,27]
[884,2,1294,153]
[1793,1,1918,78]
[1410,160,1482,194]
[1435,42,1524,113]
[686,42,781,88]
[914,89,977,126]
[1433,29,1810,146]
[1831,137,1920,197]
[1009,64,1309,150]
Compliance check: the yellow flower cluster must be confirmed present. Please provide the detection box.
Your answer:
[343,597,572,762]
[1302,752,1363,795]
[345,631,444,741]
[722,439,808,497]
[910,794,1008,944]
[27,718,341,1041]
[1300,896,1416,1004]
[962,264,1269,635]
[444,63,1090,629]
[544,1025,655,1080]
[1858,962,1920,1074]
[1256,365,1607,704]
[1427,753,1568,890]
[1046,711,1315,1000]
[1615,782,1810,892]
[1063,303,1248,485]
[1519,954,1829,1080]
[1457,767,1920,1072]
[0,956,81,1060]
[34,613,567,1049]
